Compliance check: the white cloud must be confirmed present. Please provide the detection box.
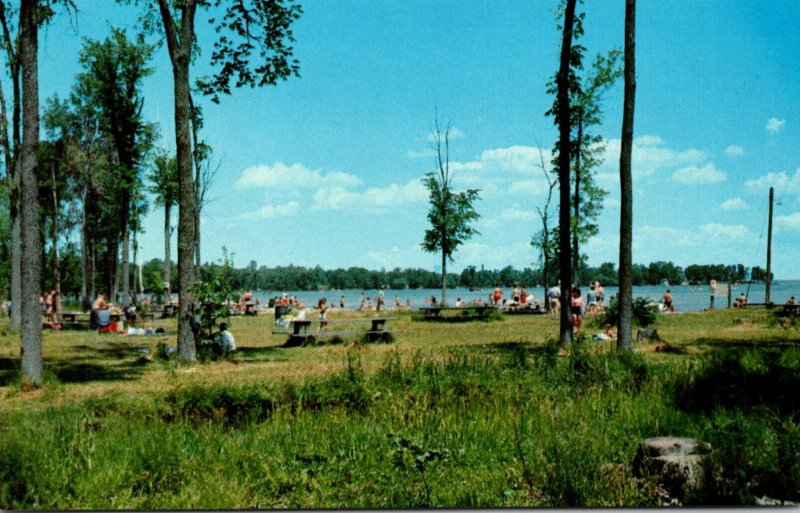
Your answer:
[671,163,727,184]
[634,135,664,146]
[235,162,362,190]
[766,117,786,134]
[601,137,708,177]
[238,201,300,220]
[635,226,701,248]
[724,145,745,157]
[480,145,550,174]
[507,178,550,195]
[450,161,483,172]
[775,212,800,231]
[699,223,751,241]
[426,126,464,142]
[311,178,427,212]
[745,169,800,200]
[720,198,749,211]
[407,148,436,159]
[604,197,621,209]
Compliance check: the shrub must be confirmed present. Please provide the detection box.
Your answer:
[596,295,658,328]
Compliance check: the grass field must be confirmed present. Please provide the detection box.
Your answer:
[0,307,798,508]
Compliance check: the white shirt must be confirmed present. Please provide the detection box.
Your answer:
[220,330,236,352]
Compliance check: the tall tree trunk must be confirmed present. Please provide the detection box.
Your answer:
[557,0,578,347]
[80,185,90,310]
[90,243,96,301]
[175,58,197,360]
[0,56,20,330]
[107,234,119,303]
[19,0,42,384]
[157,0,199,360]
[441,250,447,306]
[122,228,130,306]
[194,217,201,269]
[617,0,636,352]
[164,201,172,293]
[190,93,202,270]
[50,161,61,321]
[132,231,140,301]
[9,190,21,329]
[0,1,22,332]
[572,117,583,281]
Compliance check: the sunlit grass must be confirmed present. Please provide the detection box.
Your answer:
[0,306,798,507]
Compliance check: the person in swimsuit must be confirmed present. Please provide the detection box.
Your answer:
[662,289,674,312]
[594,281,605,313]
[493,285,503,305]
[316,297,328,331]
[570,286,585,335]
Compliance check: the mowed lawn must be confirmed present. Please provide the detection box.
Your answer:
[2,306,788,410]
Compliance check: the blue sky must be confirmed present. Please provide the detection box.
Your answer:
[32,1,800,278]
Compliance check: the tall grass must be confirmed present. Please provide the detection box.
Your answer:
[1,339,798,508]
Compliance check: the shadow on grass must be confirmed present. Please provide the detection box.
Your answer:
[0,357,19,386]
[676,347,800,415]
[73,342,153,359]
[48,361,149,383]
[231,345,289,364]
[692,337,800,352]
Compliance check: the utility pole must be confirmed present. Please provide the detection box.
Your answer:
[766,186,773,304]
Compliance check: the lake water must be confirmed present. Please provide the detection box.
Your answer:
[254,280,800,312]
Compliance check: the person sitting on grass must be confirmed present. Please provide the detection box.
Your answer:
[734,293,748,308]
[216,323,236,354]
[787,296,796,306]
[593,323,616,341]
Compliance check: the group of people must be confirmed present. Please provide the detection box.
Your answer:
[544,281,607,335]
[489,284,537,308]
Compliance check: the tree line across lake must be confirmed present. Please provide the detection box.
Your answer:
[6,253,770,302]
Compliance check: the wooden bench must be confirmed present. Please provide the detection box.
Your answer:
[160,304,178,318]
[776,303,800,317]
[415,306,498,322]
[272,318,396,346]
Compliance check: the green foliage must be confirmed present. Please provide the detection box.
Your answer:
[194,1,303,104]
[190,274,237,361]
[596,294,658,328]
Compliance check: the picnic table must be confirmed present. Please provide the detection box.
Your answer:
[415,305,498,322]
[503,303,546,315]
[59,311,92,330]
[777,303,800,317]
[273,317,396,346]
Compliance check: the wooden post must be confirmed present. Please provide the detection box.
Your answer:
[766,187,773,305]
[727,282,732,308]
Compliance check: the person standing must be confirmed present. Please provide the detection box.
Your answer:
[662,289,674,312]
[594,281,606,313]
[570,286,585,335]
[493,285,503,306]
[316,297,329,331]
[548,282,561,318]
